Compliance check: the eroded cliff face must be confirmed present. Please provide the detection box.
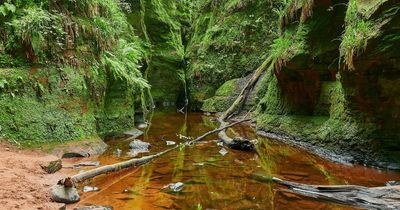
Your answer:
[1,0,399,167]
[127,0,190,108]
[186,0,279,109]
[0,1,160,144]
[201,0,400,168]
[0,0,191,144]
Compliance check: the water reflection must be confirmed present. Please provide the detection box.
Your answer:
[70,110,400,210]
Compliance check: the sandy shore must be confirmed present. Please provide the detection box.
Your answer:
[0,141,66,210]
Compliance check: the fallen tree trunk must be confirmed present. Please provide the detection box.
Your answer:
[56,119,249,189]
[220,57,272,121]
[216,58,273,150]
[217,118,256,151]
[273,177,400,209]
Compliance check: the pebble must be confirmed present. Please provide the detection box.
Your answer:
[163,182,184,192]
[219,148,229,156]
[83,186,100,192]
[166,141,176,145]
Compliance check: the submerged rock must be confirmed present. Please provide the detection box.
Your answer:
[123,128,144,139]
[129,140,151,150]
[166,141,176,145]
[219,148,229,156]
[230,137,255,151]
[128,140,150,157]
[137,123,148,129]
[163,182,184,192]
[83,186,100,192]
[50,185,80,204]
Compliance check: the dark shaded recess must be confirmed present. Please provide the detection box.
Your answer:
[343,2,400,159]
[274,0,347,115]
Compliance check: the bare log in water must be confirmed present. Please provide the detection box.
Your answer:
[272,177,400,209]
[56,119,250,190]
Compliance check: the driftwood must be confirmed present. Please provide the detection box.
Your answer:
[57,119,250,189]
[273,177,400,209]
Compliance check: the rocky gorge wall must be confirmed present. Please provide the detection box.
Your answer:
[0,0,192,145]
[0,0,147,145]
[1,0,399,169]
[200,0,400,168]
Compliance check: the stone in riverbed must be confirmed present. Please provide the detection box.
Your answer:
[129,140,150,150]
[166,141,176,145]
[386,181,400,186]
[219,148,228,156]
[40,159,62,174]
[123,128,144,138]
[229,137,255,151]
[83,186,100,192]
[50,185,80,204]
[137,123,148,129]
[163,182,184,192]
[128,140,151,157]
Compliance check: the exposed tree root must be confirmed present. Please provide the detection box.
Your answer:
[273,177,400,209]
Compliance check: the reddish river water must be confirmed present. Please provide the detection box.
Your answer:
[66,111,400,209]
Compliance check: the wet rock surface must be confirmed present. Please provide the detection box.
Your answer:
[50,185,80,204]
[128,140,151,157]
[83,186,100,192]
[123,128,144,139]
[230,137,255,151]
[163,182,184,192]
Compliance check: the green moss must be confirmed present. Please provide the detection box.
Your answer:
[201,78,240,112]
[187,0,279,106]
[215,79,239,96]
[0,65,139,144]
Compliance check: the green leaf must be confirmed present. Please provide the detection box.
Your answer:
[4,3,16,13]
[0,6,6,16]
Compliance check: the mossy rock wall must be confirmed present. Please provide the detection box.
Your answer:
[255,0,400,167]
[200,0,400,167]
[127,0,188,108]
[0,67,138,146]
[186,0,279,109]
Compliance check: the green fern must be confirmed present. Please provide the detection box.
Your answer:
[101,39,149,89]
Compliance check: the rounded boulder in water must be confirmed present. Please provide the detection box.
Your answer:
[50,185,80,204]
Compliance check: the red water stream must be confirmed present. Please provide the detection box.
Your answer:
[66,111,400,209]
